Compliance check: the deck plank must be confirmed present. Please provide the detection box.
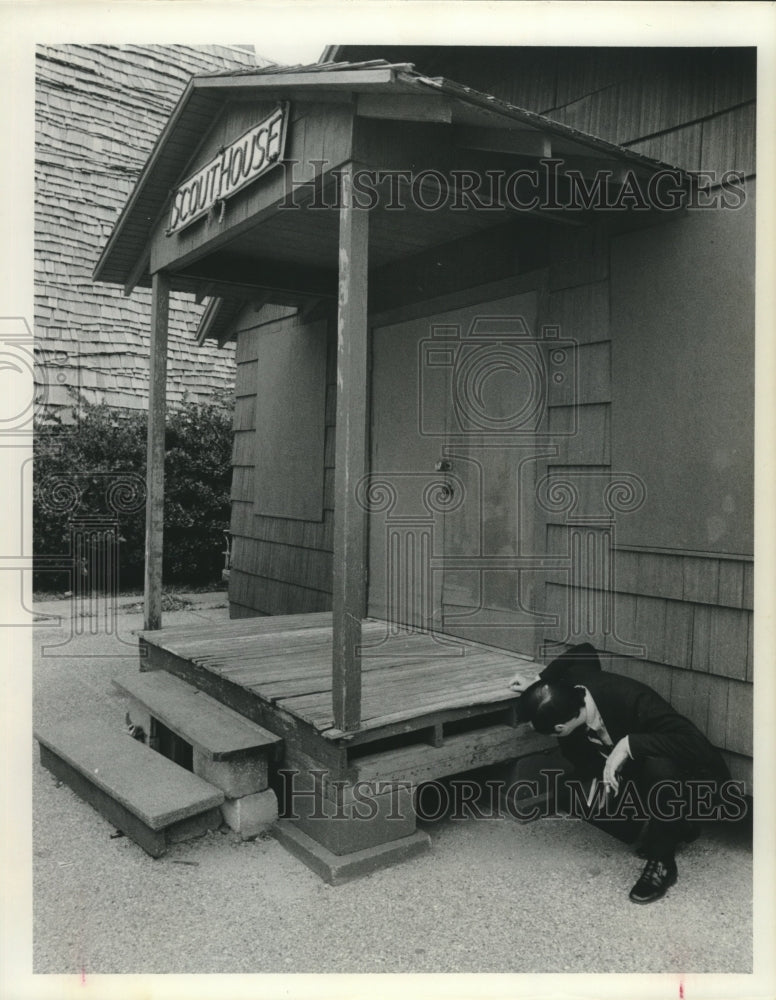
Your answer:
[190,628,446,669]
[142,612,332,646]
[277,683,519,732]
[199,642,514,696]
[236,647,519,707]
[252,656,492,705]
[140,615,539,741]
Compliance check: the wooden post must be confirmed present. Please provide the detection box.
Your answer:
[144,271,170,631]
[332,162,369,731]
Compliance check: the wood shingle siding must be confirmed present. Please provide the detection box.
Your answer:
[502,50,752,775]
[230,303,337,618]
[539,200,752,774]
[474,47,755,166]
[35,44,258,416]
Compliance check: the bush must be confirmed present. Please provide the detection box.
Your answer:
[33,395,233,591]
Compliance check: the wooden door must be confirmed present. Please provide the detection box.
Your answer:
[367,314,445,630]
[368,290,544,654]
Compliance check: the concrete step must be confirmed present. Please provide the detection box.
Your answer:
[35,718,225,858]
[114,670,282,762]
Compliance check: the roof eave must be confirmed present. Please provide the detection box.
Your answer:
[94,62,694,292]
[93,74,203,285]
[192,66,401,92]
[405,71,694,181]
[92,64,406,288]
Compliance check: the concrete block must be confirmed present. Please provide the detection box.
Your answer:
[285,771,417,856]
[221,788,278,840]
[193,749,269,797]
[273,821,431,885]
[166,807,223,844]
[497,748,568,822]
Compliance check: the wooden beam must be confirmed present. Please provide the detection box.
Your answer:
[180,255,338,300]
[195,297,220,345]
[123,248,151,297]
[176,275,295,304]
[553,152,632,184]
[454,125,552,158]
[176,274,328,312]
[296,298,333,326]
[195,282,215,305]
[408,170,586,229]
[332,162,369,732]
[216,321,240,349]
[192,68,397,93]
[144,271,170,631]
[357,93,453,123]
[228,89,355,107]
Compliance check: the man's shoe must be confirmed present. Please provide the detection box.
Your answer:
[629,858,678,904]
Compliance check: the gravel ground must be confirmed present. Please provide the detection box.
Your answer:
[30,595,754,976]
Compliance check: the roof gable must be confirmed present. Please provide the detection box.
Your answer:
[94,59,690,292]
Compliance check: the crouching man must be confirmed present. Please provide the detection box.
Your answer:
[510,643,735,904]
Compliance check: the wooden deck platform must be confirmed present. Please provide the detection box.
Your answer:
[139,613,548,779]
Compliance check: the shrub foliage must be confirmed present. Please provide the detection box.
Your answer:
[34,395,233,591]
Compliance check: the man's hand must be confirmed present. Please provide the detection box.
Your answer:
[508,672,541,693]
[602,737,631,796]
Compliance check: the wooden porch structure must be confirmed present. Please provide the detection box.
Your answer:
[141,158,375,731]
[88,60,701,875]
[92,60,689,733]
[139,612,546,776]
[137,610,554,875]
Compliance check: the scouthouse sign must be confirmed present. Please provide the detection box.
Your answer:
[167,104,288,236]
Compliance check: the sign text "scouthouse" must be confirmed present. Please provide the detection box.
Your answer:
[167,104,288,236]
